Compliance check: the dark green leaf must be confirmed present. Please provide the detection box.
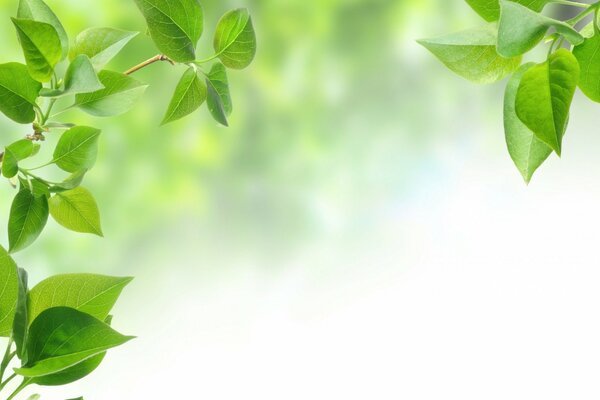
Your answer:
[12,18,62,82]
[206,62,232,127]
[0,246,18,337]
[70,27,138,70]
[133,0,204,62]
[12,268,29,362]
[214,8,257,70]
[49,187,103,236]
[8,188,49,253]
[162,67,206,125]
[0,63,42,124]
[53,126,101,173]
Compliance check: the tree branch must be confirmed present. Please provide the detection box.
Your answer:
[124,54,175,75]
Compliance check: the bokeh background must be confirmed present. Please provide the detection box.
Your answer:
[1,0,600,399]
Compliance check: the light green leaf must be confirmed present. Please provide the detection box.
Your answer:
[515,49,580,156]
[214,8,257,70]
[497,0,584,57]
[73,70,147,117]
[28,274,132,327]
[504,63,552,183]
[12,18,62,82]
[26,395,40,400]
[418,25,521,84]
[206,62,232,127]
[0,63,41,124]
[41,55,104,98]
[8,188,49,253]
[70,27,138,70]
[12,268,29,362]
[0,246,18,337]
[49,170,87,192]
[18,0,69,59]
[49,187,103,236]
[2,140,40,178]
[15,307,134,378]
[53,126,100,173]
[133,0,203,62]
[162,67,206,125]
[465,0,550,22]
[573,24,600,103]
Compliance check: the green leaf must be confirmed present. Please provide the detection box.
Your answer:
[70,27,138,70]
[20,177,50,198]
[41,55,104,98]
[214,8,257,70]
[497,0,584,57]
[465,0,550,22]
[73,70,147,117]
[28,274,132,325]
[205,62,232,127]
[2,140,40,178]
[418,25,521,84]
[573,24,600,103]
[49,170,87,192]
[12,18,62,82]
[15,307,134,378]
[162,67,206,125]
[26,395,40,400]
[504,63,552,183]
[8,188,49,253]
[0,246,18,337]
[0,63,42,124]
[53,126,101,173]
[12,268,29,362]
[18,0,69,59]
[133,0,204,62]
[515,49,580,156]
[49,187,103,236]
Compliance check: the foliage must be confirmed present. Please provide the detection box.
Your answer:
[419,0,600,183]
[0,0,256,399]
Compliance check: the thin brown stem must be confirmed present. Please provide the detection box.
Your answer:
[124,54,175,75]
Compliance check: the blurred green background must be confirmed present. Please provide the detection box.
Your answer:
[4,1,600,399]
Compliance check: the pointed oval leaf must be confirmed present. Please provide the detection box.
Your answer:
[515,49,580,156]
[498,0,584,57]
[418,25,521,84]
[573,26,600,103]
[0,63,41,124]
[12,18,62,82]
[162,67,207,125]
[206,62,232,127]
[73,70,147,117]
[49,187,103,236]
[214,8,257,70]
[133,0,203,62]
[53,126,101,173]
[15,307,134,378]
[504,63,552,183]
[8,188,49,253]
[28,274,132,326]
[41,55,104,98]
[465,0,550,22]
[31,352,106,386]
[12,268,29,362]
[70,27,138,70]
[18,0,69,59]
[0,246,19,337]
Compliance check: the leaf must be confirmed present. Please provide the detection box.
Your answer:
[70,27,138,70]
[12,268,29,362]
[0,63,42,124]
[26,395,41,400]
[18,0,69,59]
[41,55,104,98]
[214,8,257,70]
[15,307,134,378]
[497,0,584,57]
[162,67,206,125]
[418,25,521,84]
[133,0,204,62]
[515,49,580,156]
[0,246,19,337]
[20,177,50,198]
[49,170,87,192]
[12,18,62,82]
[205,62,232,127]
[2,140,40,178]
[28,274,132,324]
[8,188,49,253]
[573,24,600,103]
[49,187,103,236]
[73,70,147,117]
[504,63,552,183]
[465,0,550,22]
[53,126,101,173]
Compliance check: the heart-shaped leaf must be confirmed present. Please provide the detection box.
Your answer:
[162,67,206,125]
[49,187,103,236]
[53,126,101,173]
[12,18,62,82]
[0,63,41,124]
[214,8,257,70]
[70,27,138,70]
[8,188,49,253]
[18,0,69,59]
[515,49,580,155]
[0,246,19,337]
[418,25,521,84]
